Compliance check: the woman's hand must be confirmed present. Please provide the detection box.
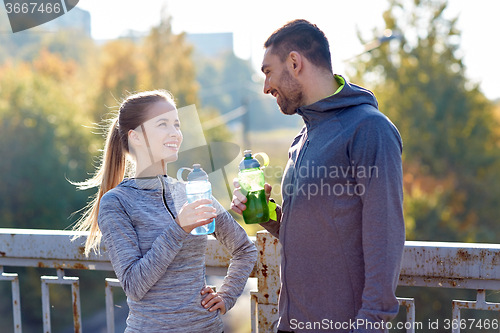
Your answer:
[175,199,216,233]
[231,178,272,215]
[200,286,226,314]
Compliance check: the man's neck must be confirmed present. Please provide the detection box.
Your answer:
[303,73,340,106]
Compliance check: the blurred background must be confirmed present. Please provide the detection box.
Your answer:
[1,0,500,332]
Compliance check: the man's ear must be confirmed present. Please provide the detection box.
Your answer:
[288,51,302,77]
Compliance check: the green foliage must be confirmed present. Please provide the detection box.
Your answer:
[0,63,94,230]
[348,0,500,243]
[143,15,198,107]
[348,1,500,331]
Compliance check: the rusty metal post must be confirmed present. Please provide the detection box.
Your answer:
[0,266,22,333]
[452,289,500,333]
[398,297,415,333]
[251,231,281,333]
[250,292,258,332]
[105,278,121,333]
[71,280,82,333]
[41,269,82,333]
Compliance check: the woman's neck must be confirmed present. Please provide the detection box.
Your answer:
[134,160,167,178]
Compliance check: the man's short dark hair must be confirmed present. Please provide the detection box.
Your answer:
[264,19,332,74]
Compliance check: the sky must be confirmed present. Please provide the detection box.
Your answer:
[77,0,500,101]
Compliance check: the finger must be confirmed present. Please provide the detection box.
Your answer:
[232,195,240,206]
[265,183,272,201]
[201,292,216,306]
[190,216,216,228]
[200,286,213,295]
[230,202,243,215]
[192,205,216,214]
[233,188,247,203]
[188,199,213,208]
[232,178,240,188]
[184,206,215,222]
[204,294,222,308]
[208,301,225,313]
[231,195,247,210]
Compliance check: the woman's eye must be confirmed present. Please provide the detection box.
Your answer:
[175,123,180,128]
[158,123,167,127]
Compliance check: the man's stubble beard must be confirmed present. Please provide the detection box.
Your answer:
[277,68,305,115]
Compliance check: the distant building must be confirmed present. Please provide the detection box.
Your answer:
[42,7,91,36]
[185,32,233,57]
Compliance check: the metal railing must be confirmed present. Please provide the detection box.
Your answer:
[1,229,500,333]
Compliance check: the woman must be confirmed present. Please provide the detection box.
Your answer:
[73,90,257,332]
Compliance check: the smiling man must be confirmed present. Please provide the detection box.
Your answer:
[232,19,406,333]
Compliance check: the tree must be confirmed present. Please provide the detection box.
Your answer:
[348,0,500,243]
[347,1,500,331]
[142,13,198,107]
[0,56,98,332]
[91,38,144,121]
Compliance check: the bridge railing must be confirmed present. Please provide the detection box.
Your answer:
[1,228,500,333]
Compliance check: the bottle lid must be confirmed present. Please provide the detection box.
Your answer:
[187,164,209,181]
[239,150,261,170]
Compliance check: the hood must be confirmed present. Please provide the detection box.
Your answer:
[296,75,379,129]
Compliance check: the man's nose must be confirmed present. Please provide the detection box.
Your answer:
[263,79,271,95]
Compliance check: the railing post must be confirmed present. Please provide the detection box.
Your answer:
[0,266,22,333]
[251,231,281,333]
[398,297,416,333]
[41,268,82,333]
[105,278,121,333]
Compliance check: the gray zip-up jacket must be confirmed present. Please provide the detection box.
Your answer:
[98,176,257,333]
[261,76,405,333]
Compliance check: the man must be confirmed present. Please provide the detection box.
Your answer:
[231,19,405,333]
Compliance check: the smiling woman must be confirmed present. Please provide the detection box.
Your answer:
[70,89,257,333]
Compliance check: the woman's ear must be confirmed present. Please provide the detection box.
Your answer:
[128,129,142,148]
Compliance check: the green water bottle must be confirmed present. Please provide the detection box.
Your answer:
[238,150,270,224]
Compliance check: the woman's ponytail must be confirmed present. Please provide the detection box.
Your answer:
[72,117,127,256]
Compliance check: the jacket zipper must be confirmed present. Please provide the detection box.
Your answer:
[281,133,309,328]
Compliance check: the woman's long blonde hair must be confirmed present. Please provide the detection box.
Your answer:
[72,90,175,256]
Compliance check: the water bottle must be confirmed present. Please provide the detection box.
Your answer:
[238,150,270,224]
[177,164,215,235]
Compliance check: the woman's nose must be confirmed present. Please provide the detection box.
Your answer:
[168,125,181,138]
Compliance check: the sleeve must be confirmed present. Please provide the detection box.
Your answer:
[349,115,406,332]
[210,196,258,312]
[98,192,189,302]
[258,203,282,239]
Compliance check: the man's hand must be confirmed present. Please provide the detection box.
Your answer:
[200,286,226,314]
[231,178,272,215]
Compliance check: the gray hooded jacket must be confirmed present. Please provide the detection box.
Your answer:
[262,76,405,333]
